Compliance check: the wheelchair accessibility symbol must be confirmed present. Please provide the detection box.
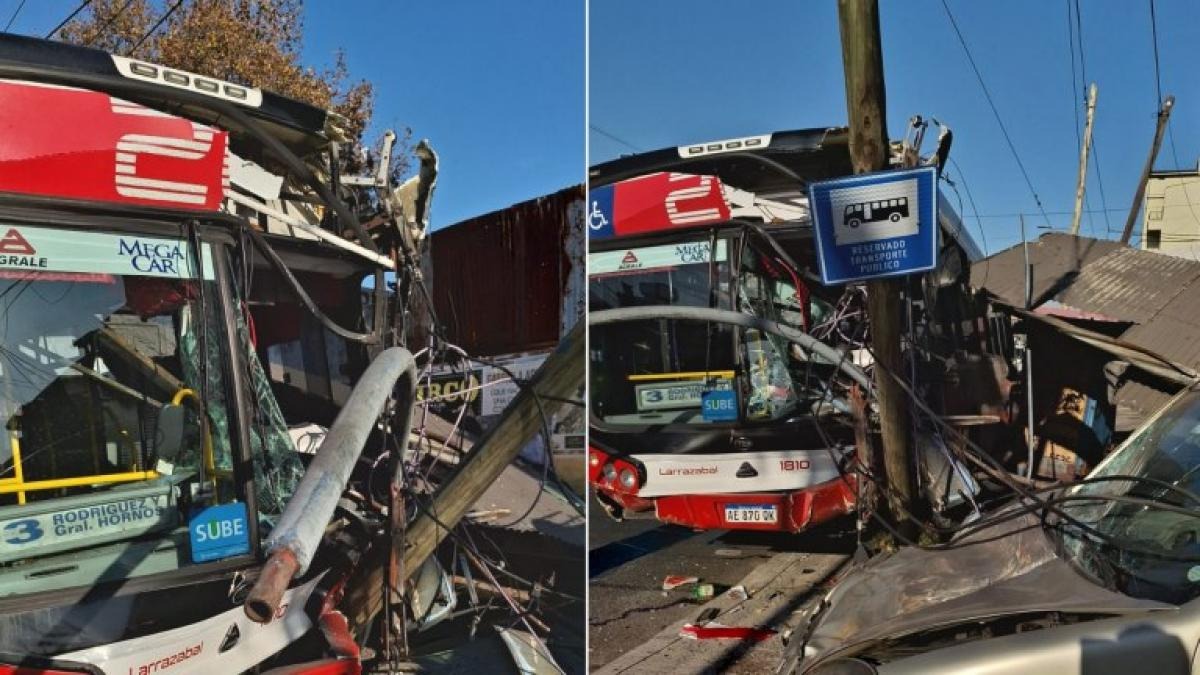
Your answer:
[589,200,609,231]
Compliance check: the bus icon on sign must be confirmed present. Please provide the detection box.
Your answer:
[828,178,920,246]
[844,197,908,228]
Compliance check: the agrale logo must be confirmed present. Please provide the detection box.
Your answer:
[618,250,641,270]
[0,229,47,269]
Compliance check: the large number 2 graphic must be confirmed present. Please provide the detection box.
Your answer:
[109,98,224,207]
[665,173,722,226]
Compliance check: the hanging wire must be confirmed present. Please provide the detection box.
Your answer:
[940,0,1053,229]
[45,0,93,38]
[85,0,136,47]
[128,0,184,56]
[2,0,27,32]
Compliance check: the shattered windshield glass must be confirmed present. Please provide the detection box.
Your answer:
[1059,387,1200,604]
[0,225,243,597]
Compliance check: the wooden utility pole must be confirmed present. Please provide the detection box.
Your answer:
[342,321,584,629]
[836,0,918,530]
[1069,83,1099,235]
[1121,95,1174,244]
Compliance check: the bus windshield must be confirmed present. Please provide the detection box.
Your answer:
[0,224,242,597]
[589,236,804,426]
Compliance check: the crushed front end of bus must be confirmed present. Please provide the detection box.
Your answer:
[0,33,580,675]
[587,128,983,534]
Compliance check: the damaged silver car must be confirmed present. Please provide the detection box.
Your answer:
[782,383,1200,675]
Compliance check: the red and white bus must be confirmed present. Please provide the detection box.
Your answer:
[587,129,983,533]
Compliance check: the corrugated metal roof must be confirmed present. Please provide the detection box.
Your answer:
[1055,246,1200,324]
[429,185,584,357]
[975,232,1200,419]
[970,233,1122,309]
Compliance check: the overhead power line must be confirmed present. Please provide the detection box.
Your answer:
[1069,0,1112,234]
[128,0,184,56]
[3,0,28,32]
[1149,0,1164,107]
[87,0,136,47]
[589,124,641,154]
[46,0,93,38]
[940,0,1052,229]
[1072,0,1088,86]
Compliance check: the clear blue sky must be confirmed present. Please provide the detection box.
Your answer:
[8,1,584,229]
[590,0,1200,254]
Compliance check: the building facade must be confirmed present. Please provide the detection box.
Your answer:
[1141,166,1200,258]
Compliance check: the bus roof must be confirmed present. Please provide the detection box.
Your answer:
[588,127,983,263]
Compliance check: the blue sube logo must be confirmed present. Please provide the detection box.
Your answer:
[701,389,738,422]
[189,502,250,563]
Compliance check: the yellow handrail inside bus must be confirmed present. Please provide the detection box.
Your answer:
[171,388,220,492]
[627,370,735,382]
[1,430,26,505]
[0,429,159,499]
[0,471,159,496]
[0,383,227,504]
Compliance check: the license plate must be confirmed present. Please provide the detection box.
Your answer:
[723,504,778,524]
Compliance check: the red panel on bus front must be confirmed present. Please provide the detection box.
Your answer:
[0,80,228,211]
[610,172,731,237]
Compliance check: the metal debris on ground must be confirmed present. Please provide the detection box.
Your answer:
[496,626,566,675]
[726,585,749,601]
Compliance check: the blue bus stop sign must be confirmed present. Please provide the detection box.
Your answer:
[808,165,938,285]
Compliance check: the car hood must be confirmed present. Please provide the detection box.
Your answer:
[786,511,1174,672]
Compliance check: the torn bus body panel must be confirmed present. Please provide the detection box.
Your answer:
[587,128,983,533]
[0,32,576,675]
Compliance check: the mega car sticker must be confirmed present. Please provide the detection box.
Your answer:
[589,239,728,276]
[0,225,214,280]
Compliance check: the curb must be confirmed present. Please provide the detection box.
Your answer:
[593,551,847,674]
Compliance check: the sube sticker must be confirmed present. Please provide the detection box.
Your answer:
[701,389,738,422]
[189,502,250,563]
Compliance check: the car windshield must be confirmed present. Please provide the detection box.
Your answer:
[1058,387,1200,604]
[0,224,242,597]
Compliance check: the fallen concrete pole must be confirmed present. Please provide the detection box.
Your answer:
[343,320,584,629]
[245,347,418,623]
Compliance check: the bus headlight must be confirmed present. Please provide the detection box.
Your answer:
[602,462,617,483]
[619,468,637,490]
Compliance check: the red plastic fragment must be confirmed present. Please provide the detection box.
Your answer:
[679,622,777,642]
[662,575,699,590]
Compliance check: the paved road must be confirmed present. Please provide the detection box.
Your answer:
[588,503,856,672]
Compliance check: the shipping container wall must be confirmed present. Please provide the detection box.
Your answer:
[430,185,584,357]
